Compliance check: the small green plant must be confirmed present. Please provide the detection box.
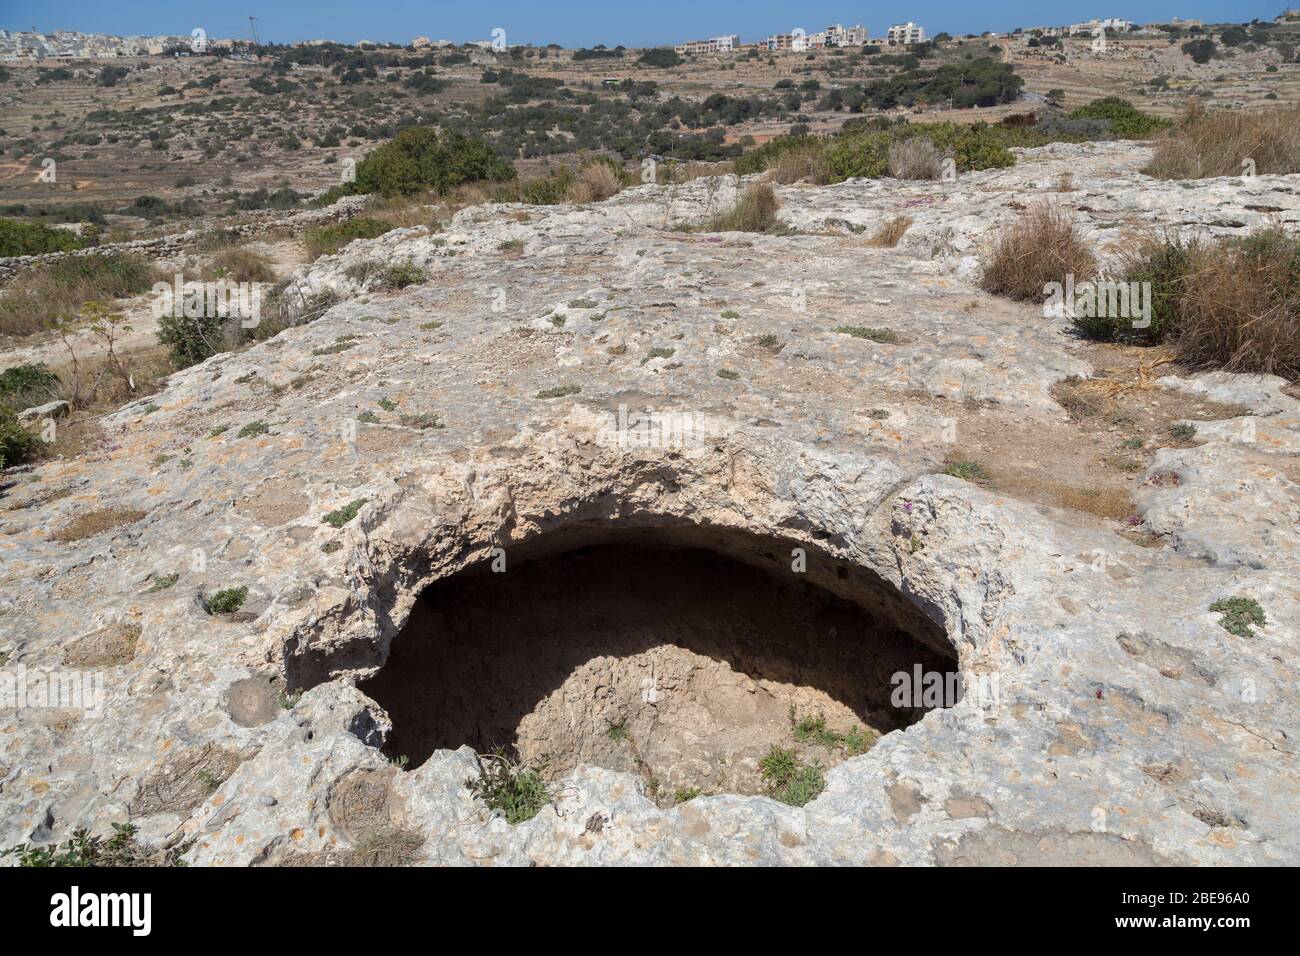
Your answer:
[377,397,398,412]
[536,384,581,399]
[720,309,740,319]
[468,750,550,825]
[643,346,675,364]
[236,420,269,439]
[498,239,524,254]
[1209,596,1266,638]
[549,314,566,328]
[756,333,780,349]
[1121,437,1145,449]
[716,368,741,380]
[390,754,410,769]
[144,572,179,593]
[357,410,379,424]
[321,540,342,554]
[1169,422,1197,442]
[418,320,443,331]
[323,498,368,528]
[1,406,39,470]
[759,746,825,807]
[2,823,189,867]
[376,261,425,289]
[197,769,222,794]
[674,787,702,804]
[607,719,629,742]
[791,708,878,755]
[568,298,599,309]
[208,424,230,438]
[835,325,898,343]
[311,335,360,356]
[278,690,303,709]
[943,460,992,484]
[205,585,248,615]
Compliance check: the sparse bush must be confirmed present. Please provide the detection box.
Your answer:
[0,405,39,469]
[980,203,1096,302]
[0,362,60,408]
[866,216,912,248]
[0,217,85,256]
[1075,232,1195,343]
[205,246,276,285]
[303,217,392,259]
[0,253,157,337]
[1065,98,1171,139]
[887,137,943,179]
[1174,228,1300,377]
[1143,108,1300,179]
[702,182,779,233]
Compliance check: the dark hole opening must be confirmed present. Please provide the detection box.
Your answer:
[360,525,957,803]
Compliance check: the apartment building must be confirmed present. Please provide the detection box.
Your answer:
[763,24,866,52]
[885,22,926,46]
[674,34,741,55]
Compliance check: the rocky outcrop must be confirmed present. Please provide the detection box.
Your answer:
[0,142,1296,866]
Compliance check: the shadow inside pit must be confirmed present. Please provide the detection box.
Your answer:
[360,528,957,787]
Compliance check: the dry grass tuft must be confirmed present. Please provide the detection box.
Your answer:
[1143,107,1300,180]
[1175,230,1300,378]
[767,144,830,184]
[866,216,913,248]
[981,203,1097,302]
[50,506,147,543]
[203,246,276,285]
[568,162,622,203]
[702,182,780,233]
[887,137,943,180]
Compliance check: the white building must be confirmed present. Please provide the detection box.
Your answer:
[885,22,926,46]
[764,24,866,52]
[1068,18,1133,35]
[674,34,741,55]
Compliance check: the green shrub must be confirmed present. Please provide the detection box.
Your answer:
[1075,233,1195,342]
[0,362,60,408]
[205,585,248,615]
[346,127,515,198]
[737,120,1013,184]
[1066,98,1172,139]
[0,217,85,256]
[1,405,39,469]
[157,314,234,368]
[303,217,392,258]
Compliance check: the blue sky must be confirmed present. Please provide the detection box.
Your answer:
[0,1,1278,48]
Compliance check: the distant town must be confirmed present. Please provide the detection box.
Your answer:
[2,13,1294,61]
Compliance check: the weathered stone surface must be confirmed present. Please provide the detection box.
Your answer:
[1,141,1296,866]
